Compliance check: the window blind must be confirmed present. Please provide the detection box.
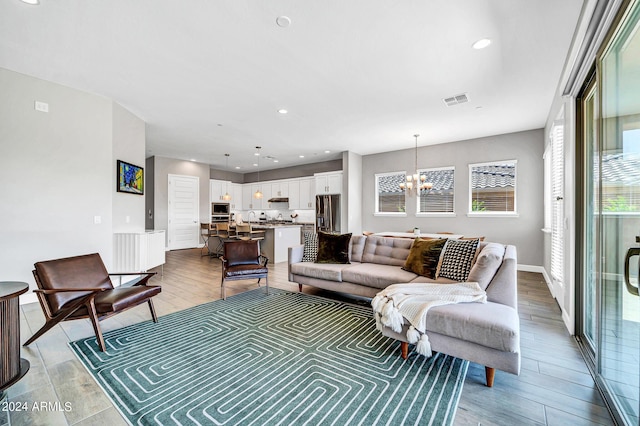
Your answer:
[551,124,564,284]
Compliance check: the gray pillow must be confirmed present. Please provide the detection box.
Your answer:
[467,243,505,290]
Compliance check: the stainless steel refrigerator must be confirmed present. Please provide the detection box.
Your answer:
[316,194,341,234]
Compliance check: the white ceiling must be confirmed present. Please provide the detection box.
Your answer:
[0,0,584,171]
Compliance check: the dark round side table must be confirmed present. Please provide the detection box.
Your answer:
[0,282,30,402]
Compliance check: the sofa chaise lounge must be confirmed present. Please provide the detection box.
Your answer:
[288,234,520,386]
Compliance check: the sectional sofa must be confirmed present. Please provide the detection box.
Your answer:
[287,234,520,386]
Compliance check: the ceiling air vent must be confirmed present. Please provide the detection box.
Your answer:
[443,93,469,107]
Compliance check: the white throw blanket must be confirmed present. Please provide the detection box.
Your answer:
[371,282,487,357]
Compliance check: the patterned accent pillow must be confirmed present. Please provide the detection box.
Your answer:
[402,238,448,278]
[302,232,318,262]
[437,239,480,281]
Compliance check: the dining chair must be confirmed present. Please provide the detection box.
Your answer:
[220,240,269,300]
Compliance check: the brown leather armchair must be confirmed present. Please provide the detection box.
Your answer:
[220,240,269,300]
[25,253,161,352]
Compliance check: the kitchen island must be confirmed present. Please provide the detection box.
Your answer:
[251,224,301,263]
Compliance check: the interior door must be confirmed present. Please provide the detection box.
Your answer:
[168,174,200,250]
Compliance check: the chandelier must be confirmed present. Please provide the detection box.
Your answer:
[399,134,433,194]
[222,153,231,201]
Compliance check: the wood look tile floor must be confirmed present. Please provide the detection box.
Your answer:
[1,249,615,426]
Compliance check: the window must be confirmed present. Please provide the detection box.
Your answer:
[417,167,455,215]
[468,160,517,215]
[375,172,406,214]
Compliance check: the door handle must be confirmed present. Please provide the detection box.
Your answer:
[624,247,640,296]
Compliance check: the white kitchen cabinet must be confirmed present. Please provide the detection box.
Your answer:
[315,172,342,195]
[299,177,315,209]
[287,180,301,209]
[229,183,243,210]
[210,179,227,202]
[243,183,266,210]
[270,181,289,198]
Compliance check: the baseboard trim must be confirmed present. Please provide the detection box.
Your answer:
[518,264,554,293]
[517,264,545,273]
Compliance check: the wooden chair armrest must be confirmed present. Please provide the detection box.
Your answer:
[33,287,107,294]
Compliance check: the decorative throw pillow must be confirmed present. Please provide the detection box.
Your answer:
[302,231,318,262]
[315,232,352,264]
[402,238,448,278]
[437,238,480,281]
[467,243,505,290]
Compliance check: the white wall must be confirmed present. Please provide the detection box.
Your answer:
[362,129,545,267]
[0,68,146,299]
[344,151,363,235]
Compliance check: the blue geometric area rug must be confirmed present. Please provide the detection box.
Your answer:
[70,288,468,426]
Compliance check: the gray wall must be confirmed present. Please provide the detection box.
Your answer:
[151,156,211,246]
[0,68,145,294]
[112,102,146,232]
[145,156,155,230]
[362,129,545,266]
[242,159,342,182]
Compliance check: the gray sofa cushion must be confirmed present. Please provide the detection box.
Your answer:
[361,236,413,266]
[342,263,418,289]
[290,261,358,282]
[468,243,506,290]
[350,235,367,263]
[426,302,520,352]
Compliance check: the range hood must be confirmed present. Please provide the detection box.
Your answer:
[268,197,289,203]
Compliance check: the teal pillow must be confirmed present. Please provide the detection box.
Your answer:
[315,232,352,264]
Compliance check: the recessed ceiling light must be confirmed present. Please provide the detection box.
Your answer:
[472,38,491,49]
[20,0,39,4]
[276,16,291,28]
[274,160,279,163]
[235,166,240,169]
[190,159,196,162]
[324,150,331,153]
[278,109,288,114]
[254,152,260,156]
[299,155,305,158]
[253,163,258,167]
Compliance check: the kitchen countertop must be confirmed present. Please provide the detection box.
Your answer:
[250,223,302,229]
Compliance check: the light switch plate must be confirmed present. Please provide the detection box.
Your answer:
[35,101,49,112]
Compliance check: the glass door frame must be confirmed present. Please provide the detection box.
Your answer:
[575,1,640,424]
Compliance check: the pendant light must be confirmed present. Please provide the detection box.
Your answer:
[254,146,263,199]
[222,153,231,201]
[399,134,433,195]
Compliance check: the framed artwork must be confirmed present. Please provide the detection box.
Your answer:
[117,160,144,195]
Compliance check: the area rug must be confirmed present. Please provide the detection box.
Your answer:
[70,288,468,426]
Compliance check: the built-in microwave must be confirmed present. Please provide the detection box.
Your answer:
[211,203,230,215]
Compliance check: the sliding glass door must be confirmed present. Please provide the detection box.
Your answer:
[579,2,640,424]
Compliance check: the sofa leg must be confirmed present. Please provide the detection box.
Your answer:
[400,341,408,359]
[485,367,495,387]
[298,284,302,292]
